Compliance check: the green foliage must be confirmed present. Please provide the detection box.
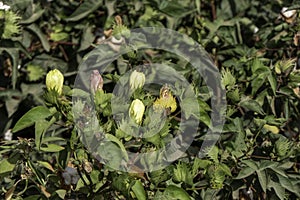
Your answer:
[0,10,21,39]
[1,0,300,199]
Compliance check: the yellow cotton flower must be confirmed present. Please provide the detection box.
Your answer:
[153,85,177,113]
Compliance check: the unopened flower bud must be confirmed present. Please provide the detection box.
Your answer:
[129,99,145,124]
[46,69,64,95]
[90,70,103,94]
[129,70,145,91]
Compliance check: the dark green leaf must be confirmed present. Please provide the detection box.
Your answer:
[164,185,191,200]
[26,24,50,52]
[235,167,256,179]
[78,25,95,51]
[65,0,103,22]
[12,106,52,133]
[35,120,47,149]
[269,179,286,200]
[20,9,45,24]
[256,170,267,193]
[239,98,265,115]
[268,73,277,95]
[40,144,65,152]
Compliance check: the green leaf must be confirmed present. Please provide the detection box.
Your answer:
[26,64,46,81]
[164,185,191,200]
[12,106,52,133]
[239,98,265,115]
[55,189,66,199]
[29,54,68,72]
[259,160,277,170]
[0,159,15,174]
[105,134,129,161]
[20,9,45,24]
[23,195,42,200]
[277,174,300,196]
[267,73,277,95]
[157,0,195,19]
[50,32,69,42]
[131,180,146,200]
[35,120,47,149]
[0,48,19,89]
[181,97,200,119]
[256,170,267,193]
[201,188,221,200]
[278,162,294,170]
[37,161,54,172]
[251,72,268,95]
[235,167,256,179]
[251,58,266,74]
[65,0,103,22]
[40,144,65,152]
[26,24,50,52]
[242,160,259,170]
[42,137,65,143]
[268,179,286,200]
[78,25,95,51]
[270,165,288,178]
[219,163,232,176]
[199,111,211,127]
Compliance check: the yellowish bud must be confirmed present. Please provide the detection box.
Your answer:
[129,99,145,124]
[46,69,64,95]
[129,70,145,90]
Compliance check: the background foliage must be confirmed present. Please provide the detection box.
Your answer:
[1,0,300,199]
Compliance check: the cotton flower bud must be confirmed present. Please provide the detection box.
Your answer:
[129,99,145,124]
[129,70,145,91]
[90,70,103,94]
[46,69,64,95]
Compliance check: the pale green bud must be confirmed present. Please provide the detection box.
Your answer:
[46,69,64,95]
[129,70,145,91]
[129,99,145,124]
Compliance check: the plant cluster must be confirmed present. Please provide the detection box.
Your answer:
[0,0,300,199]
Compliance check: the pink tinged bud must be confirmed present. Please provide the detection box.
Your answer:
[46,69,64,95]
[90,70,103,94]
